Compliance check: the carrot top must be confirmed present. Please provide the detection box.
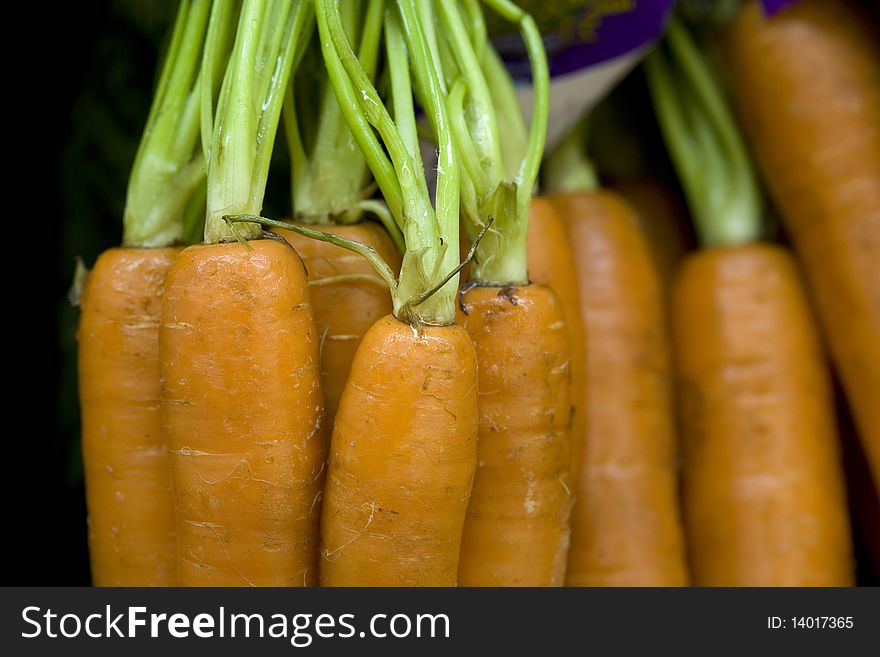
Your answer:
[123,0,223,248]
[298,0,462,326]
[282,0,402,250]
[201,0,312,244]
[441,0,549,286]
[644,16,761,247]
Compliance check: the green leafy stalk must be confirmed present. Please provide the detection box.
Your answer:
[542,116,599,194]
[437,1,504,185]
[123,0,216,248]
[487,0,548,214]
[316,0,461,326]
[203,0,311,243]
[480,45,527,181]
[314,3,403,223]
[394,1,462,323]
[284,0,403,252]
[286,2,372,221]
[644,17,761,247]
[439,0,548,286]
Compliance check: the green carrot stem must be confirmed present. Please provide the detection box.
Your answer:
[315,1,404,227]
[437,0,504,182]
[484,0,548,210]
[644,16,761,247]
[203,0,310,243]
[480,45,526,181]
[448,79,485,226]
[394,0,462,323]
[440,0,548,286]
[287,0,386,225]
[199,0,238,167]
[316,0,461,325]
[123,0,214,248]
[462,0,487,60]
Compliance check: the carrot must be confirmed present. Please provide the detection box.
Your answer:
[550,190,689,587]
[162,239,324,586]
[303,0,477,585]
[426,0,572,586]
[77,0,218,586]
[538,93,688,586]
[527,197,586,486]
[646,16,853,585]
[673,245,853,585]
[79,248,180,586]
[721,0,880,497]
[277,0,402,423]
[319,315,478,585]
[457,285,573,586]
[160,0,323,586]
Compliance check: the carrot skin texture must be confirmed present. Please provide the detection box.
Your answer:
[279,223,400,425]
[160,239,325,586]
[320,315,479,586]
[457,284,574,586]
[527,197,587,485]
[674,245,854,586]
[723,0,880,493]
[78,247,180,586]
[552,191,689,586]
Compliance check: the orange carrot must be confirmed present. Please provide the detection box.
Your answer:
[280,223,400,423]
[79,248,180,586]
[722,0,880,494]
[551,190,689,586]
[319,315,478,585]
[647,16,854,585]
[527,197,586,485]
[673,245,853,585]
[161,240,325,585]
[434,0,575,585]
[313,0,478,585]
[77,0,219,585]
[161,0,322,586]
[457,284,573,586]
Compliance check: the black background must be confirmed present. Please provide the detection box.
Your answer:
[9,1,179,585]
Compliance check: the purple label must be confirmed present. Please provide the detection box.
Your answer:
[760,0,799,15]
[493,0,675,79]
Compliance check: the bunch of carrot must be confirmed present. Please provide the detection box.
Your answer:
[76,0,880,588]
[646,12,852,585]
